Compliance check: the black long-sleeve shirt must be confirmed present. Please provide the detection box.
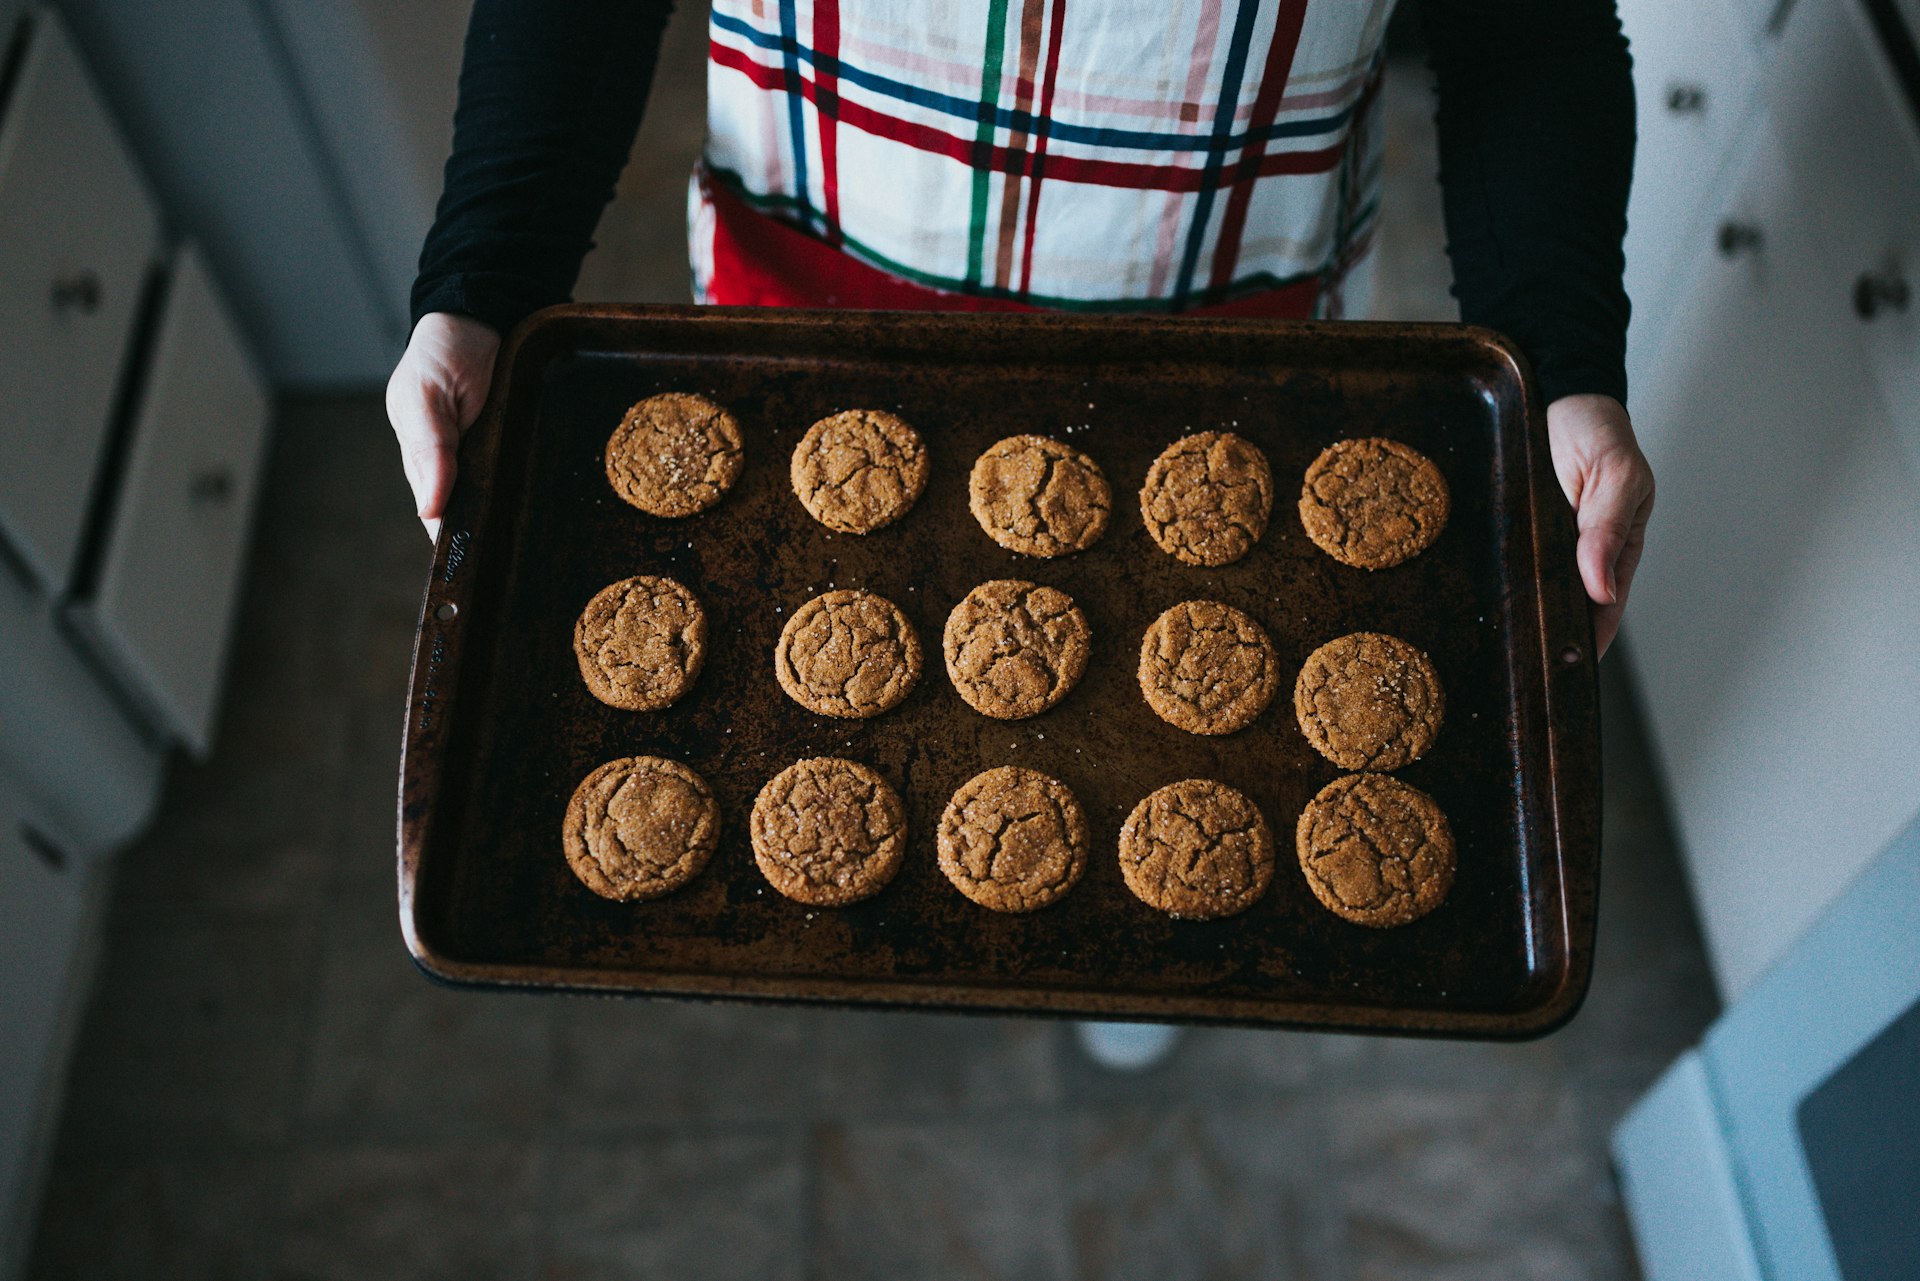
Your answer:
[412,0,1634,407]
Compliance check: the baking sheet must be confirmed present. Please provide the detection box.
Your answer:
[398,305,1600,1036]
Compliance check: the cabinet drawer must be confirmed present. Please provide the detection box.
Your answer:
[1766,0,1920,473]
[1618,0,1762,352]
[71,249,269,757]
[0,9,162,592]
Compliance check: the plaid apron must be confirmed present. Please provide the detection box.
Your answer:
[689,0,1394,316]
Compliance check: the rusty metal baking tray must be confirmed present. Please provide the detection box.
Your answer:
[399,305,1600,1037]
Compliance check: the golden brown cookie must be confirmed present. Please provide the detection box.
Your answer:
[1118,778,1274,920]
[1294,632,1444,771]
[605,392,745,517]
[750,757,906,906]
[1139,431,1275,566]
[937,767,1088,913]
[1137,599,1279,735]
[774,589,922,718]
[1298,437,1449,569]
[942,580,1091,720]
[790,409,930,533]
[573,576,708,711]
[968,435,1111,557]
[562,756,720,901]
[1296,773,1455,927]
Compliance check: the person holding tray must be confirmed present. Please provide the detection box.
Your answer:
[386,0,1653,1069]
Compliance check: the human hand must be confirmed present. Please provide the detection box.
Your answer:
[1546,393,1655,657]
[386,312,501,542]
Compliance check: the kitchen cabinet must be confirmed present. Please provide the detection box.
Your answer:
[1629,172,1920,988]
[1629,116,1920,1007]
[0,7,161,592]
[68,250,271,757]
[1620,0,1920,1005]
[1764,0,1920,476]
[0,10,270,1269]
[1616,0,1761,353]
[0,9,270,826]
[1613,0,1920,1272]
[1627,121,1841,726]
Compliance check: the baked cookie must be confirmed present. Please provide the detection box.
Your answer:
[1296,773,1455,927]
[937,767,1089,913]
[573,575,707,711]
[750,757,906,906]
[1294,632,1444,771]
[968,435,1111,557]
[942,580,1091,720]
[1118,778,1274,920]
[790,409,930,533]
[1139,431,1275,566]
[562,756,720,901]
[775,589,922,718]
[1137,599,1279,735]
[605,392,745,517]
[1298,437,1449,569]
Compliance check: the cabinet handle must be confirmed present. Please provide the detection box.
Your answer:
[50,272,102,316]
[190,465,235,506]
[1854,271,1910,319]
[1717,222,1764,258]
[1666,84,1706,113]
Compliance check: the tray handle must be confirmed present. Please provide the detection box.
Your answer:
[396,314,545,963]
[1519,355,1605,1031]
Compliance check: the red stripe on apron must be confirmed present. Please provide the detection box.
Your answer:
[1018,0,1070,297]
[812,0,843,245]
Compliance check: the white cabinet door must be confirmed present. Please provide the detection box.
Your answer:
[1618,0,1762,356]
[1764,0,1920,478]
[69,249,270,757]
[1626,116,1920,1001]
[0,9,161,592]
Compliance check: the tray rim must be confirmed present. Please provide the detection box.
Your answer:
[395,303,1601,1040]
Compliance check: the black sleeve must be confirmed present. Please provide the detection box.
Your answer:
[1416,0,1636,408]
[409,0,676,337]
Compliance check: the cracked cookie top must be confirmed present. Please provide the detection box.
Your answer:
[1294,632,1444,771]
[1137,599,1279,735]
[775,589,922,718]
[1298,437,1449,569]
[563,756,720,901]
[751,757,906,905]
[943,580,1092,720]
[791,409,930,534]
[1296,773,1454,927]
[573,575,708,711]
[1139,431,1274,566]
[605,392,745,518]
[937,766,1088,913]
[968,435,1111,557]
[1118,778,1274,919]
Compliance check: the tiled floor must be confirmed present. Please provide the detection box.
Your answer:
[26,42,1716,1281]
